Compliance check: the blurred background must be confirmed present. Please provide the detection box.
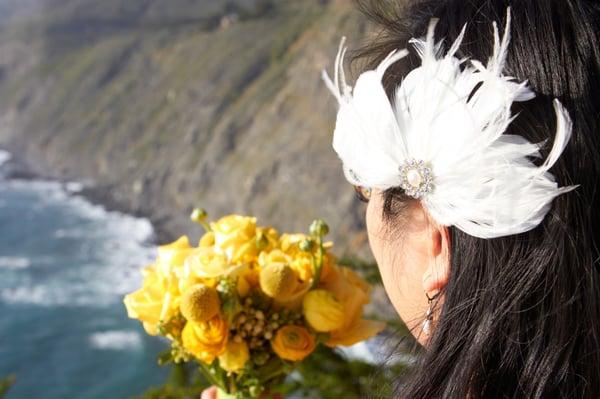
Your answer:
[0,1,412,398]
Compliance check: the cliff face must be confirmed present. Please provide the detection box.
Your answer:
[0,0,375,259]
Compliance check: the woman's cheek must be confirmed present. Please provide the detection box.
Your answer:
[365,193,401,308]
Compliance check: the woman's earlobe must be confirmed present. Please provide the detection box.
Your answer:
[422,225,451,294]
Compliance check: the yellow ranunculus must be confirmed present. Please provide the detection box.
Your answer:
[302,289,345,332]
[218,340,250,372]
[124,265,179,336]
[210,215,258,263]
[271,325,316,362]
[181,316,228,364]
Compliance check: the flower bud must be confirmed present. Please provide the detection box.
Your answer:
[180,284,221,323]
[190,208,208,223]
[309,219,329,237]
[299,238,314,252]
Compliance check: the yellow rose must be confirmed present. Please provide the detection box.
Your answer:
[218,340,250,372]
[278,235,336,285]
[210,215,258,263]
[256,226,279,251]
[184,247,231,279]
[302,289,345,332]
[236,272,251,297]
[155,235,195,278]
[271,325,316,362]
[279,233,309,255]
[257,249,292,268]
[320,266,386,347]
[289,253,314,282]
[181,316,228,364]
[199,231,215,247]
[124,265,179,336]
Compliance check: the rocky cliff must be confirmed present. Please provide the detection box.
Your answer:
[0,0,376,259]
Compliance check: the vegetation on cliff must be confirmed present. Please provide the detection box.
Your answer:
[0,0,374,259]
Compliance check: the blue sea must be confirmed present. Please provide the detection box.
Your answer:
[0,151,169,398]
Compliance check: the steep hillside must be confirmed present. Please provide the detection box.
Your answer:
[0,0,375,259]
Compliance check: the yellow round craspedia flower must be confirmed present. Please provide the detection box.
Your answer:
[259,262,299,301]
[302,289,345,332]
[218,340,250,372]
[180,284,221,323]
[271,325,316,362]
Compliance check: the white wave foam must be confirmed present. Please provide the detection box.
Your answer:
[0,256,31,269]
[0,179,156,308]
[88,330,142,350]
[0,150,11,167]
[64,181,84,193]
[337,341,378,364]
[0,285,98,306]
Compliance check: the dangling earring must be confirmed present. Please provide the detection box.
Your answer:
[422,291,441,335]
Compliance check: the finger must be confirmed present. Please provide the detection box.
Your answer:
[201,386,218,399]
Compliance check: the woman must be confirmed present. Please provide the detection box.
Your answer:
[205,0,600,397]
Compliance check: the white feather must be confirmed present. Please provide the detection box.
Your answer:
[322,7,579,239]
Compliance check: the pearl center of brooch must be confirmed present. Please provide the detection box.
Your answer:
[406,169,422,188]
[399,158,433,199]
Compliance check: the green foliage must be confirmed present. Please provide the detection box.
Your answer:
[135,345,408,399]
[280,345,407,399]
[134,363,209,399]
[0,374,16,398]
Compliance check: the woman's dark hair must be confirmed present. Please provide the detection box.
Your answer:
[352,0,600,397]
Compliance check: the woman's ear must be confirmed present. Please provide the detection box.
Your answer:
[422,223,451,295]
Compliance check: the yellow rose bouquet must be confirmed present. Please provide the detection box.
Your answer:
[124,209,385,399]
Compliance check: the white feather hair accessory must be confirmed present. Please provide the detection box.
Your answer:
[321,8,579,239]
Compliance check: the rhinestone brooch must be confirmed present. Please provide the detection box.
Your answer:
[399,158,433,199]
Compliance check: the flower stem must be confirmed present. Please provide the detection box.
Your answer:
[311,236,324,289]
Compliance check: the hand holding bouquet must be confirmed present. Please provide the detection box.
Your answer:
[124,210,385,398]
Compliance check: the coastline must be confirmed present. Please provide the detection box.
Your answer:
[0,147,173,245]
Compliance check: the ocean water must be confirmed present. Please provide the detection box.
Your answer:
[0,152,168,398]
